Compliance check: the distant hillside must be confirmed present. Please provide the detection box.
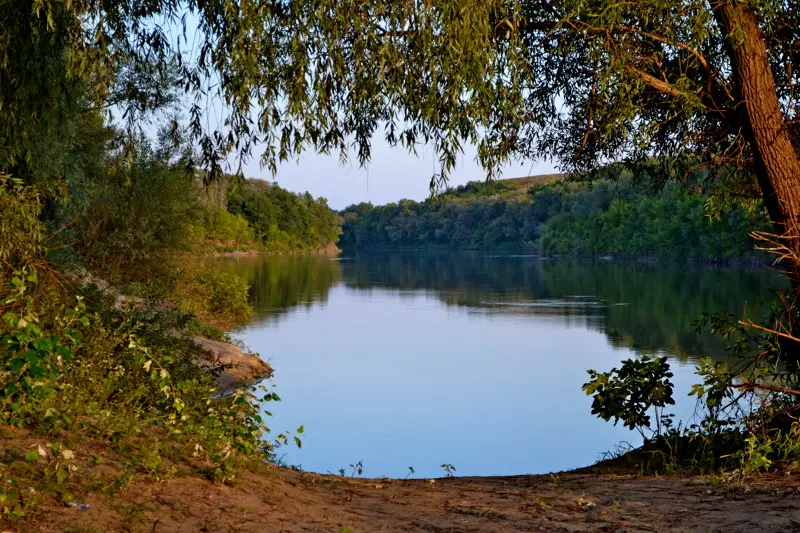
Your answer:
[499,173,565,192]
[339,171,768,259]
[439,173,566,201]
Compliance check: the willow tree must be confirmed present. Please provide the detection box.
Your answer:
[3,1,800,263]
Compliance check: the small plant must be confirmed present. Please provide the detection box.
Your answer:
[597,441,635,462]
[349,460,363,477]
[404,466,415,480]
[440,463,456,477]
[583,356,675,440]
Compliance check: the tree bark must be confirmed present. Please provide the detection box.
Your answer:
[713,2,800,281]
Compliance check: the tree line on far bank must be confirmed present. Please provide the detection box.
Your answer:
[340,171,770,261]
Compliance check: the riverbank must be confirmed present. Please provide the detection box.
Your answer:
[12,426,798,532]
[209,242,341,257]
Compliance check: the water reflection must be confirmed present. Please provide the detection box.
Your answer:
[216,252,784,477]
[217,252,782,362]
[214,255,342,325]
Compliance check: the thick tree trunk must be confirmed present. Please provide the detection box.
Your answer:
[713,2,800,281]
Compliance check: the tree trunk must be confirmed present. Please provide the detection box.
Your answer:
[713,2,800,282]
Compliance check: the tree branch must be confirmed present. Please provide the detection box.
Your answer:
[615,24,712,73]
[732,376,800,397]
[626,65,684,98]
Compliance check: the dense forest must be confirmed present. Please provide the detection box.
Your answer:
[341,173,770,260]
[226,179,341,253]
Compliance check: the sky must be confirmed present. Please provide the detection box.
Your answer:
[239,140,559,210]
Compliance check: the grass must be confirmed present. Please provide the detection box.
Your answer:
[498,173,566,199]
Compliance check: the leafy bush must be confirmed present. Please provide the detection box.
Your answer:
[1,271,276,480]
[0,171,279,490]
[174,267,253,329]
[203,207,255,244]
[0,272,85,426]
[583,356,675,440]
[0,175,43,280]
[68,138,202,283]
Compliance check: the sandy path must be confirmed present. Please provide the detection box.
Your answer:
[31,467,800,533]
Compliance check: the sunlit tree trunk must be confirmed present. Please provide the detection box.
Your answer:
[714,1,800,282]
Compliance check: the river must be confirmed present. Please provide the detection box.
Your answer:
[214,252,782,478]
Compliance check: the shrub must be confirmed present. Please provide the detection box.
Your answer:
[174,266,253,329]
[0,175,44,281]
[204,207,255,244]
[69,139,202,283]
[583,356,676,440]
[1,272,276,481]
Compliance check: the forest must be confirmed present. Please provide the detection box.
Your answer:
[341,172,769,260]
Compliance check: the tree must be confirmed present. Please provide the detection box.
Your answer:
[5,1,799,270]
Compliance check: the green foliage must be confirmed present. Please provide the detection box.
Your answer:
[586,285,800,474]
[583,356,675,440]
[0,175,44,278]
[181,268,254,327]
[67,136,202,283]
[0,271,280,479]
[341,176,767,260]
[540,189,768,259]
[227,180,340,252]
[203,207,255,244]
[0,270,85,425]
[439,180,516,200]
[2,0,798,218]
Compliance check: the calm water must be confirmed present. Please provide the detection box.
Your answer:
[216,252,781,478]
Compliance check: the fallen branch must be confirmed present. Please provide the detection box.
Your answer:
[732,375,800,397]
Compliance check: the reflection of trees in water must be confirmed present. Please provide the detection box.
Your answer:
[212,251,784,363]
[341,252,784,362]
[212,255,342,325]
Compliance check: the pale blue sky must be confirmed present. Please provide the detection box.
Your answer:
[241,140,558,210]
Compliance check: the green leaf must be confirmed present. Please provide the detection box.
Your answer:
[24,350,42,364]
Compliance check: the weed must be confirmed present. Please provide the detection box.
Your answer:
[440,463,456,477]
[349,460,364,477]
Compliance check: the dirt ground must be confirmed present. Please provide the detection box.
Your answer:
[24,463,800,533]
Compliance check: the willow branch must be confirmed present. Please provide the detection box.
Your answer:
[614,24,712,73]
[626,65,684,98]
